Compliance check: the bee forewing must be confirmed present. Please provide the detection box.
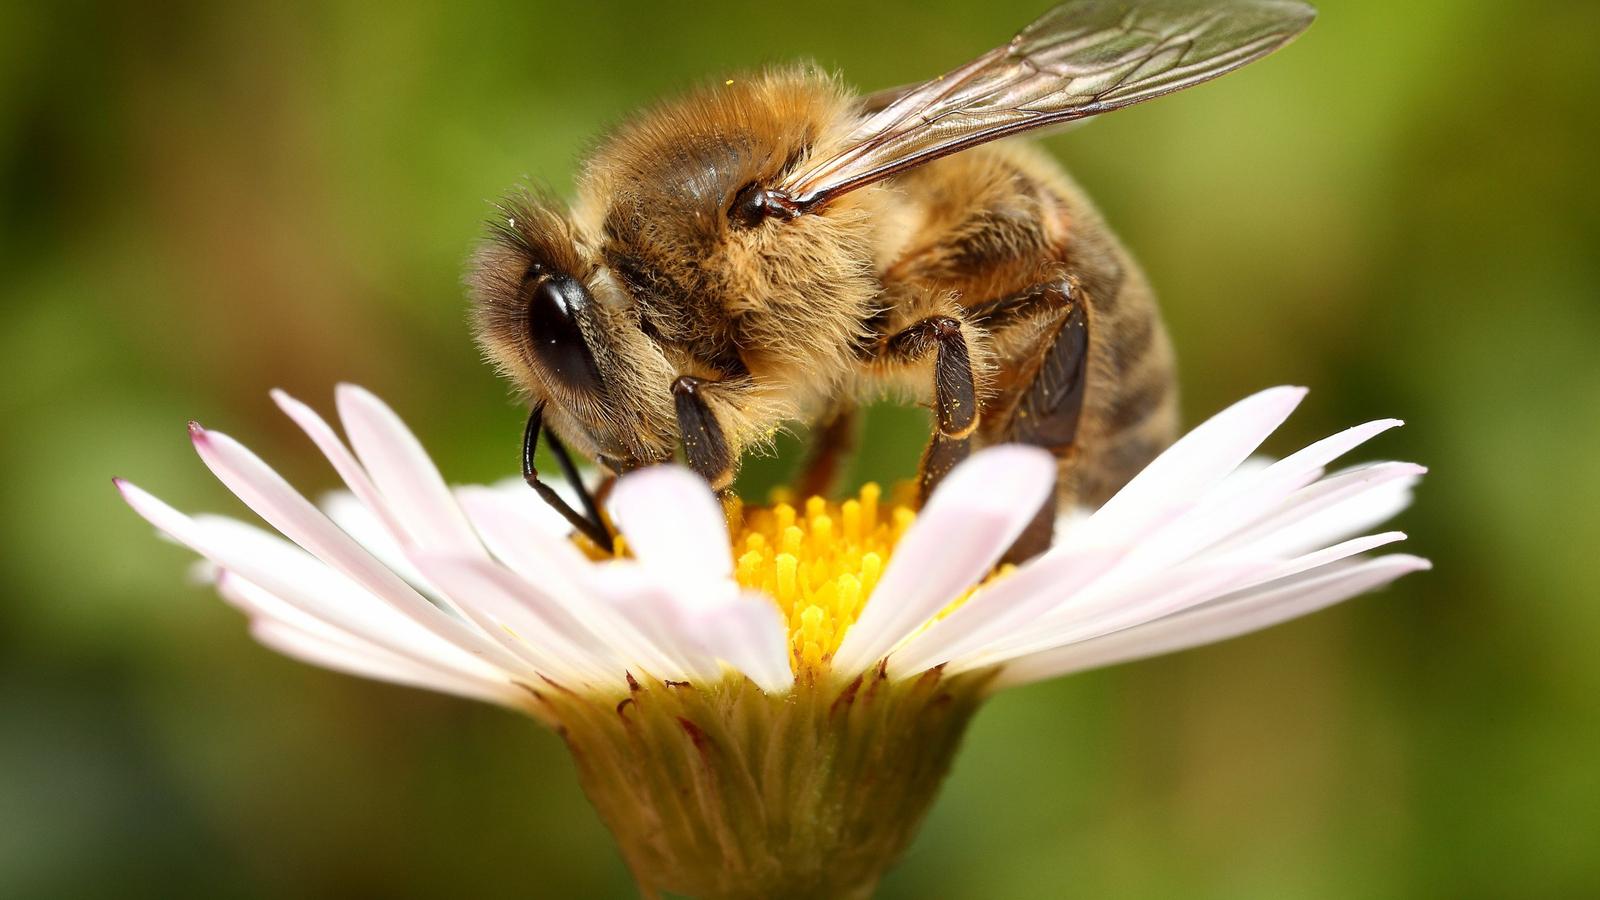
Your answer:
[783,0,1316,207]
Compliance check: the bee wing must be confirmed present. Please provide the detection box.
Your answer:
[782,0,1315,209]
[858,81,919,116]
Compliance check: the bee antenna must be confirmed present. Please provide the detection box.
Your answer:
[522,404,613,549]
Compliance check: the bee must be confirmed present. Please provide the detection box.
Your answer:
[469,0,1315,560]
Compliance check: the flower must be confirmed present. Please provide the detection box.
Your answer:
[117,383,1427,898]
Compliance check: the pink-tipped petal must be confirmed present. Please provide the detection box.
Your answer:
[118,480,505,683]
[271,389,410,544]
[185,426,527,673]
[832,445,1056,675]
[334,384,483,557]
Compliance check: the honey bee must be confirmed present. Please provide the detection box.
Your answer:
[470,0,1315,560]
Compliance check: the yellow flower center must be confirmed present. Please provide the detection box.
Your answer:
[591,480,1004,678]
[726,482,936,676]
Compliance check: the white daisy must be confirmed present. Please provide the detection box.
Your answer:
[117,383,1426,898]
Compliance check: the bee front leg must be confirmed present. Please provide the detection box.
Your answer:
[883,315,979,502]
[521,403,613,547]
[671,376,736,491]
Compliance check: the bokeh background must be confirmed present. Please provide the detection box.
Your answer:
[3,0,1597,896]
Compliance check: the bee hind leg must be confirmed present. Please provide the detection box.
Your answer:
[881,315,979,502]
[997,296,1090,564]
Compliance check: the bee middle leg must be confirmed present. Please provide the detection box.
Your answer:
[880,315,980,501]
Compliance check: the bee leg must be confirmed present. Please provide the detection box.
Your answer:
[888,316,980,441]
[672,376,736,491]
[545,423,607,530]
[883,315,979,501]
[1000,298,1090,564]
[919,431,973,504]
[795,406,857,499]
[522,403,613,548]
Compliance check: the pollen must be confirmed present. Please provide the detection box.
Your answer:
[727,483,916,675]
[579,479,1006,676]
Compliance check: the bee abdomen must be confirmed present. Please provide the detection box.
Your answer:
[1078,270,1179,505]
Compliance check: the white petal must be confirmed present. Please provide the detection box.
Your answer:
[1086,386,1307,544]
[1236,530,1408,591]
[606,470,787,684]
[485,476,580,539]
[831,445,1056,675]
[455,486,594,590]
[249,620,520,707]
[1100,419,1407,577]
[953,557,1277,673]
[456,485,675,671]
[1218,462,1424,558]
[609,465,734,595]
[685,593,795,693]
[993,555,1430,688]
[887,544,1125,678]
[320,489,445,596]
[214,567,370,648]
[409,555,620,688]
[585,563,721,683]
[571,560,786,690]
[220,573,520,707]
[183,427,528,673]
[334,384,483,557]
[190,517,507,682]
[272,389,409,544]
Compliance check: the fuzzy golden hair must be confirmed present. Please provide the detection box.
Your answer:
[468,65,1177,509]
[470,67,903,464]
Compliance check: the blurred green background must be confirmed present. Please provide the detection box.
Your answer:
[3,0,1597,896]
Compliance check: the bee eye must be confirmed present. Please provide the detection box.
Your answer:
[522,273,603,394]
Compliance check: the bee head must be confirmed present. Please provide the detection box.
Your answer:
[468,191,679,471]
